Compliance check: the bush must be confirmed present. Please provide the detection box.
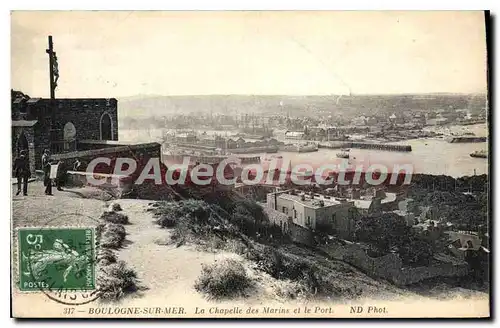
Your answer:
[150,198,283,249]
[97,260,142,301]
[108,202,123,212]
[97,223,126,249]
[274,280,309,300]
[100,211,130,225]
[250,246,361,298]
[154,200,219,228]
[194,259,253,300]
[97,248,117,265]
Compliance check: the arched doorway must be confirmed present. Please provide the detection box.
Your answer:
[100,112,113,141]
[17,132,28,156]
[14,132,29,175]
[63,122,77,151]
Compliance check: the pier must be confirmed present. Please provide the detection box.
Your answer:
[449,137,487,143]
[318,141,412,152]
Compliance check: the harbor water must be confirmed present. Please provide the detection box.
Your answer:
[120,124,488,178]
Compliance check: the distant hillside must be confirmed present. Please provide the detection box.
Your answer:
[118,94,487,119]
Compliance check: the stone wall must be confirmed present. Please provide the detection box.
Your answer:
[12,98,119,171]
[321,243,469,286]
[288,222,315,246]
[263,205,315,246]
[34,114,52,170]
[65,171,131,198]
[52,99,118,141]
[51,142,161,163]
[12,126,37,175]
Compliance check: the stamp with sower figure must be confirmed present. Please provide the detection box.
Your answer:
[18,227,97,303]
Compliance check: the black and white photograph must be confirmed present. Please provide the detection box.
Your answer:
[10,10,490,318]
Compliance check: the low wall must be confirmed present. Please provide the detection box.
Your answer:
[288,222,315,246]
[52,142,161,165]
[65,171,131,198]
[263,205,314,246]
[321,243,468,286]
[396,262,469,285]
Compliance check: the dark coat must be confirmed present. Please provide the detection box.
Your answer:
[42,153,51,174]
[14,156,30,178]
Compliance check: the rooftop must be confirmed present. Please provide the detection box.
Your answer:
[353,199,372,209]
[278,192,351,209]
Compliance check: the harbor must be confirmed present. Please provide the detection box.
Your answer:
[122,123,488,178]
[318,141,412,152]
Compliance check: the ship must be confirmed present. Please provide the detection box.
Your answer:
[336,151,349,159]
[470,150,488,158]
[263,155,283,161]
[279,143,318,153]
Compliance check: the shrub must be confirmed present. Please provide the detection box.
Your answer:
[194,259,253,299]
[154,200,216,228]
[100,211,130,225]
[251,246,360,298]
[224,239,249,255]
[97,248,117,266]
[274,280,309,300]
[97,223,126,249]
[108,202,123,212]
[97,260,142,301]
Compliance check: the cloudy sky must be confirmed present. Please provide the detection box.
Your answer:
[11,11,487,98]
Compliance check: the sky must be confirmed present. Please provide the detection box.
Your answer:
[11,11,488,98]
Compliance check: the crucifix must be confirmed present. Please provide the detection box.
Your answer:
[46,35,58,99]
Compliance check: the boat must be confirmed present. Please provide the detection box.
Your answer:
[470,150,488,158]
[264,155,283,161]
[279,143,318,153]
[336,151,349,159]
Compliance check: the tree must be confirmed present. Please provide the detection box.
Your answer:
[354,213,408,252]
[355,213,435,266]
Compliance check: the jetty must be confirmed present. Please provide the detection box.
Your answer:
[449,136,487,143]
[318,141,412,152]
[164,153,261,164]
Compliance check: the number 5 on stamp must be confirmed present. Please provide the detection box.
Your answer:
[18,228,96,292]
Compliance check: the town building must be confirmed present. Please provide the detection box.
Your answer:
[12,94,118,174]
[352,190,399,215]
[266,190,358,239]
[175,132,197,144]
[12,36,161,192]
[284,130,305,140]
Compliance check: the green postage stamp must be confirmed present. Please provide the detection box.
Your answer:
[18,228,96,292]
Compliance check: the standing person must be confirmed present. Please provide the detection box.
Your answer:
[55,160,66,191]
[73,158,82,171]
[13,150,30,196]
[42,149,53,196]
